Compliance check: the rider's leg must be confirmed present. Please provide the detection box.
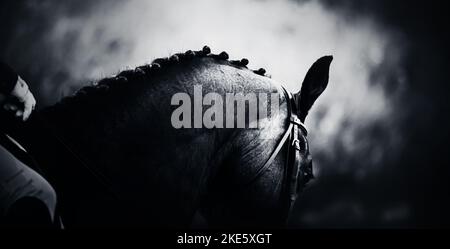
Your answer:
[0,144,58,227]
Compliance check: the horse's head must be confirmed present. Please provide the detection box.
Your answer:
[273,55,333,223]
[291,55,333,190]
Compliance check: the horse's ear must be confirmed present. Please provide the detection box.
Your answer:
[295,55,333,122]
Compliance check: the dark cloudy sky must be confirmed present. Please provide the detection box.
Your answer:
[0,0,449,227]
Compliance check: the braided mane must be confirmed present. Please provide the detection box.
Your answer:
[52,46,270,111]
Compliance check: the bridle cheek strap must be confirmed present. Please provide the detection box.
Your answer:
[281,87,313,224]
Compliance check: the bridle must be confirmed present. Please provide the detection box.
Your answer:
[248,86,314,223]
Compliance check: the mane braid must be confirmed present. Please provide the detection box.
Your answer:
[50,45,270,111]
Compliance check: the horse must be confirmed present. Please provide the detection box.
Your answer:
[1,46,332,228]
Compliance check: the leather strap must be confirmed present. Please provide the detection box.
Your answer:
[247,86,313,224]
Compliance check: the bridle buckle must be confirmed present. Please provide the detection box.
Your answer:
[292,139,301,150]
